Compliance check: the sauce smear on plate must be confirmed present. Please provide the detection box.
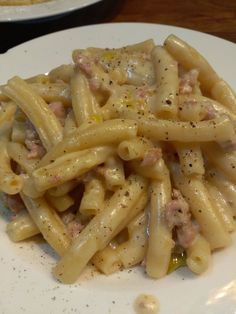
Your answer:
[134,294,159,314]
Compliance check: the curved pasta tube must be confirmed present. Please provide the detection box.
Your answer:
[38,119,138,167]
[137,115,234,142]
[31,83,71,106]
[0,139,23,195]
[117,137,152,161]
[79,177,105,216]
[7,142,40,174]
[211,80,236,114]
[49,64,74,83]
[26,74,49,84]
[47,180,78,197]
[33,146,114,192]
[11,120,26,143]
[203,142,236,183]
[152,46,179,118]
[6,211,39,242]
[21,174,44,198]
[171,162,231,250]
[117,212,147,268]
[205,181,235,232]
[164,34,219,92]
[178,94,236,121]
[0,101,16,126]
[73,39,155,58]
[103,156,125,190]
[71,73,100,126]
[3,76,63,150]
[174,142,205,176]
[146,168,175,279]
[206,168,236,217]
[186,235,211,274]
[46,194,75,212]
[7,142,42,198]
[20,193,71,256]
[63,111,77,137]
[129,158,166,180]
[93,211,147,275]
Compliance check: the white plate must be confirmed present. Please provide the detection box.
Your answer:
[0,23,236,314]
[0,0,102,22]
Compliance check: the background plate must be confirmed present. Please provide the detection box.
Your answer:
[0,0,102,22]
[0,23,236,314]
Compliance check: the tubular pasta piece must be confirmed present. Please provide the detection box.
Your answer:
[6,211,40,242]
[137,116,234,142]
[46,194,75,212]
[170,162,231,250]
[33,146,114,191]
[186,234,211,274]
[31,83,71,106]
[38,119,138,167]
[211,80,236,114]
[146,168,175,279]
[151,45,179,118]
[79,177,105,217]
[174,142,205,176]
[20,193,71,256]
[164,34,219,92]
[0,139,23,195]
[3,76,63,151]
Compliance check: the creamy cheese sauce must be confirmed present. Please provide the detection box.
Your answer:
[134,294,159,314]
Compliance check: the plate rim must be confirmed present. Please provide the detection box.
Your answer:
[2,22,235,56]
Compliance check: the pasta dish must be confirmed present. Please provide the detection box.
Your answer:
[0,34,236,284]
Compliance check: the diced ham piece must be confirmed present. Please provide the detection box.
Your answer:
[177,224,198,249]
[202,104,216,120]
[75,54,93,77]
[165,189,198,248]
[67,220,84,239]
[48,101,66,126]
[89,77,100,91]
[93,166,104,178]
[2,193,25,214]
[61,212,75,225]
[75,54,114,93]
[25,139,46,159]
[141,148,162,166]
[75,54,102,91]
[25,122,45,159]
[137,86,149,98]
[179,69,199,95]
[61,212,84,239]
[165,190,190,228]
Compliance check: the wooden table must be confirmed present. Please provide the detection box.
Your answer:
[0,0,235,53]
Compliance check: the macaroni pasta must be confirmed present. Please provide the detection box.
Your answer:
[1,34,236,284]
